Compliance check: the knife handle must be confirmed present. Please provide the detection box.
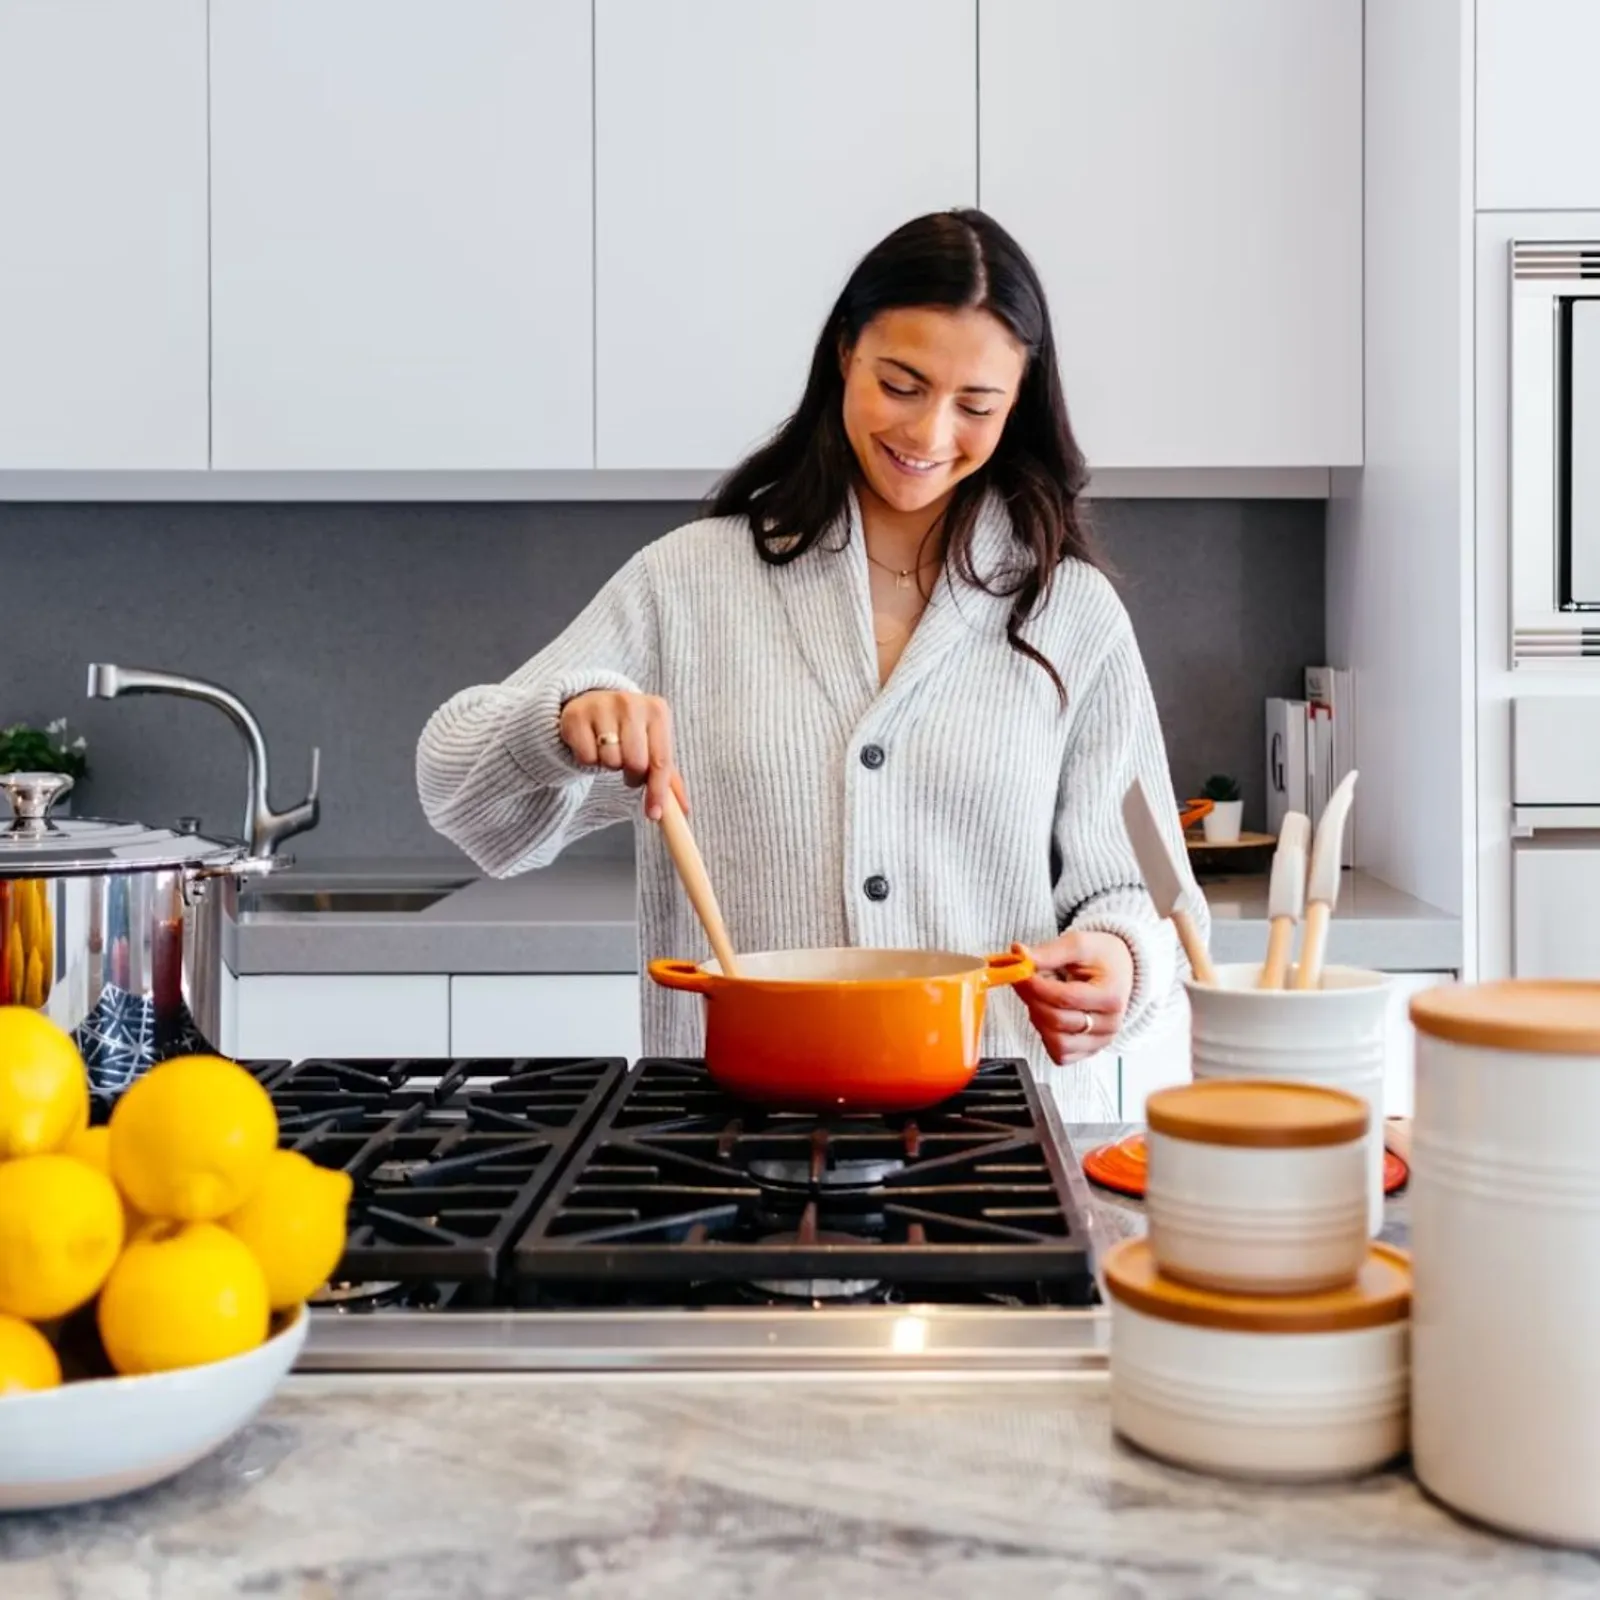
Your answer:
[1293,900,1331,990]
[1259,916,1294,990]
[1173,908,1217,987]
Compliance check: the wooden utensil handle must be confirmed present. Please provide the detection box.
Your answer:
[657,790,740,978]
[1259,916,1294,990]
[1172,908,1216,987]
[1293,900,1331,990]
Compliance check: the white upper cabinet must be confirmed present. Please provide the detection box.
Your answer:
[209,0,593,471]
[0,0,207,469]
[594,0,977,471]
[1478,0,1600,210]
[979,0,1362,470]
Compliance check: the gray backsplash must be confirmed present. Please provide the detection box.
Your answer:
[0,498,1322,861]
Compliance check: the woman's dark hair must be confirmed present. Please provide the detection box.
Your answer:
[709,208,1098,701]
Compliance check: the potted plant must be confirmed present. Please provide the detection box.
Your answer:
[0,720,88,815]
[1199,773,1243,843]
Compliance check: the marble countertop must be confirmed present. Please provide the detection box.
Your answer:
[8,1130,1586,1599]
[227,857,1462,978]
[5,1371,1596,1599]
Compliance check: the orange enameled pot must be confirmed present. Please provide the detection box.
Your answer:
[647,946,1035,1113]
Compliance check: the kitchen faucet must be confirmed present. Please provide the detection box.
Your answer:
[86,664,320,859]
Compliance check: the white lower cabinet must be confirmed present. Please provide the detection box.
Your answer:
[1117,1002,1194,1121]
[1115,972,1457,1121]
[449,975,641,1060]
[232,975,450,1062]
[1380,972,1455,1119]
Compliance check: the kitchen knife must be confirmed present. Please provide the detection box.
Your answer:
[1292,769,1358,990]
[1258,810,1310,990]
[1121,776,1217,986]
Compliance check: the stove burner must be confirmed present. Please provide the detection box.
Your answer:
[747,1156,905,1191]
[746,1230,885,1301]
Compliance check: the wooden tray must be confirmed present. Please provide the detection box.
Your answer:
[1184,830,1275,876]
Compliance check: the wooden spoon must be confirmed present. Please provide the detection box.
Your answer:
[655,789,740,978]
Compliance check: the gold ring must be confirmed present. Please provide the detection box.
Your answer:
[596,732,621,748]
[1075,1010,1093,1036]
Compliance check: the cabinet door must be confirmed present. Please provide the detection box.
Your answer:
[210,0,592,470]
[450,976,641,1061]
[0,0,207,468]
[595,0,977,469]
[233,975,450,1061]
[1478,0,1600,210]
[1380,972,1453,1120]
[979,0,1361,469]
[1118,1002,1192,1121]
[1514,847,1600,979]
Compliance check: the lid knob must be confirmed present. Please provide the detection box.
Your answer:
[0,771,74,832]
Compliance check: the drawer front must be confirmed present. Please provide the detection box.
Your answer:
[234,975,449,1061]
[450,975,641,1060]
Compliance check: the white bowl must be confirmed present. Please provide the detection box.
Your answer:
[0,1305,307,1511]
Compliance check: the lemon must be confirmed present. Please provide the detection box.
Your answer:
[0,1313,61,1395]
[62,1124,152,1233]
[0,1155,124,1322]
[223,1150,352,1310]
[98,1221,269,1376]
[0,1007,88,1159]
[109,1055,278,1222]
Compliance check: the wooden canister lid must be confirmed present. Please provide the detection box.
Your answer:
[1409,980,1600,1055]
[1103,1238,1411,1333]
[1145,1079,1369,1148]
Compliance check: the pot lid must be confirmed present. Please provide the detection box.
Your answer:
[1145,1080,1369,1149]
[1103,1238,1411,1334]
[1409,979,1600,1056]
[0,772,246,876]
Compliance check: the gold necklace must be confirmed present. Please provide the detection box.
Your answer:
[865,548,940,590]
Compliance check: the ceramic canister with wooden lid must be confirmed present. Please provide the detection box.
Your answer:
[1103,1237,1411,1481]
[1409,980,1600,1549]
[1145,1080,1370,1295]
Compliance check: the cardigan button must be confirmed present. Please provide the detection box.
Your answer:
[863,874,890,902]
[859,744,886,770]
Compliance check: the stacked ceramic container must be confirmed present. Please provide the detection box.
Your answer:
[1102,1079,1412,1482]
[1408,980,1600,1549]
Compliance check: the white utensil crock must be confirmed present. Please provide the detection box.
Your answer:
[1184,964,1391,1235]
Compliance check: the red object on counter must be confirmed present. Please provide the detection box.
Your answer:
[1083,1132,1408,1197]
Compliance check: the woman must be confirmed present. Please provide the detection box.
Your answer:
[417,209,1207,1116]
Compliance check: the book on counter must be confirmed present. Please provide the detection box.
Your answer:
[1265,667,1354,867]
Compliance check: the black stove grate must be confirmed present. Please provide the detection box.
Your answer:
[265,1056,625,1284]
[510,1058,1095,1292]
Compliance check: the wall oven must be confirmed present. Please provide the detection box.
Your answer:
[1510,240,1600,663]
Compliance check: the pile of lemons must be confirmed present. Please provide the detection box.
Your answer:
[0,1006,351,1395]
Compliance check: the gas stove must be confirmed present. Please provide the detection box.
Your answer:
[254,1056,1110,1376]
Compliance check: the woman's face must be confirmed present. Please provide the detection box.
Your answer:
[840,306,1027,520]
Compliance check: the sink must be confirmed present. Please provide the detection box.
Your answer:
[239,885,466,916]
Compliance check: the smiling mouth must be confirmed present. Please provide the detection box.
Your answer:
[878,440,953,477]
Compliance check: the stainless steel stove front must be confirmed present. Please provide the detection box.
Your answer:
[299,1304,1111,1377]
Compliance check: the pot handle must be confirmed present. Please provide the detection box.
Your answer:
[983,948,1036,989]
[648,958,714,995]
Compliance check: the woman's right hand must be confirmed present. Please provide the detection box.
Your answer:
[558,690,687,822]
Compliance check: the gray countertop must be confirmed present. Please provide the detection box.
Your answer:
[5,1373,1594,1597]
[228,858,1462,978]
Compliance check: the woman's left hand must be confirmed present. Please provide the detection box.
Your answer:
[1015,930,1134,1064]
